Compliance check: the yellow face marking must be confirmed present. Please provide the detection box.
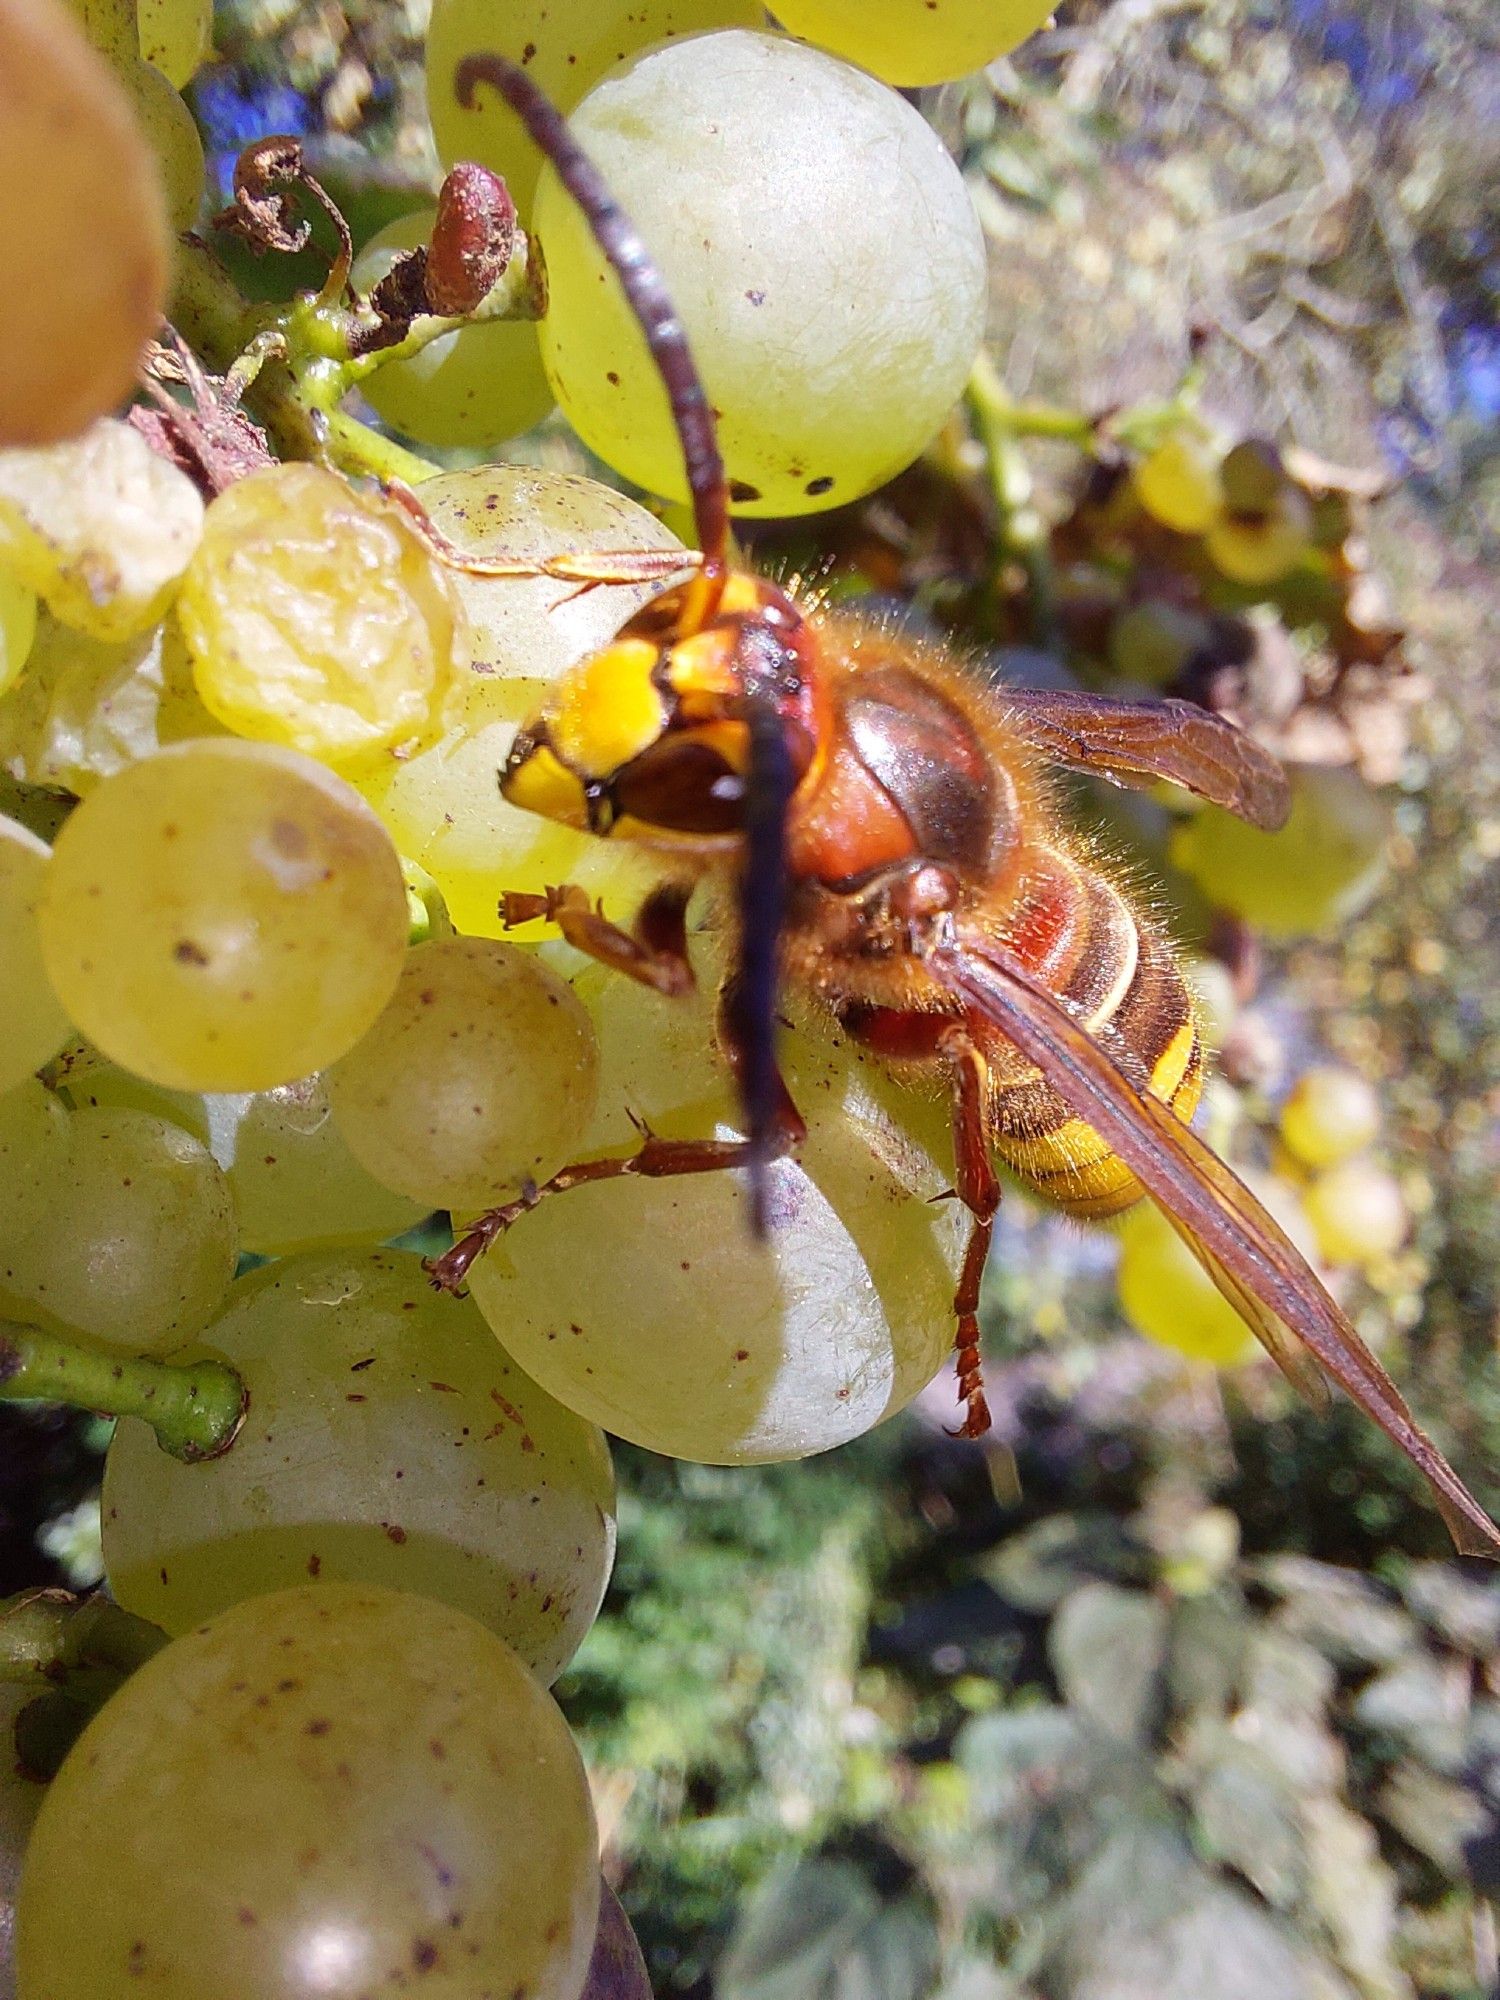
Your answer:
[500,742,589,831]
[548,640,666,780]
[663,627,740,708]
[718,572,764,617]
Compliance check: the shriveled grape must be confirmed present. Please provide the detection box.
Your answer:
[36,739,409,1092]
[17,1583,600,2000]
[0,816,72,1094]
[772,0,1055,85]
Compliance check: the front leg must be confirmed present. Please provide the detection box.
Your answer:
[501,880,695,996]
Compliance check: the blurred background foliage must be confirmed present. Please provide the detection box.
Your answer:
[2,0,1497,1993]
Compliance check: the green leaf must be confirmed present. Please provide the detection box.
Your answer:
[716,1858,879,2000]
[1188,1737,1306,1908]
[1049,1585,1168,1745]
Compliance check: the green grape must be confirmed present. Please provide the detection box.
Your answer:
[1,1684,47,2000]
[137,0,211,84]
[214,1074,428,1255]
[1116,1198,1261,1368]
[534,30,986,516]
[179,464,462,771]
[1279,1066,1381,1171]
[464,968,959,1464]
[0,816,72,1094]
[1,0,170,449]
[49,1038,211,1147]
[103,1249,616,1679]
[352,213,554,450]
[582,1881,651,2000]
[426,0,766,217]
[0,1079,71,1257]
[1133,433,1223,535]
[17,1582,600,2000]
[115,49,204,230]
[771,0,1054,85]
[329,937,599,1210]
[1303,1158,1407,1270]
[0,577,36,700]
[0,421,203,642]
[1218,439,1284,515]
[1204,496,1312,588]
[0,1106,236,1355]
[1106,600,1210,688]
[1169,765,1389,940]
[37,739,409,1092]
[0,611,222,793]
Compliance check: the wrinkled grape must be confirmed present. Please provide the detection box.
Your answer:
[772,0,1055,85]
[0,816,72,1094]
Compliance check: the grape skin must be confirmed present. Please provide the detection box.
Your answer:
[772,0,1056,86]
[0,1079,72,1258]
[534,30,987,516]
[0,578,36,700]
[0,816,72,1095]
[1116,1197,1261,1368]
[17,1583,601,2000]
[0,1686,46,2000]
[136,0,212,85]
[37,739,410,1093]
[102,1249,617,1683]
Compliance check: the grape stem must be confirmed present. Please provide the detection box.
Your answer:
[0,1590,166,1688]
[0,1322,247,1463]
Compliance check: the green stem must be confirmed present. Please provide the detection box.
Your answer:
[323,410,441,488]
[965,354,1060,644]
[0,1591,166,1687]
[965,351,1095,448]
[0,1322,246,1462]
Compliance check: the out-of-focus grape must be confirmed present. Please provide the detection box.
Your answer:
[427,0,766,216]
[534,30,986,515]
[0,580,36,701]
[0,0,170,448]
[1116,1197,1262,1368]
[0,1107,236,1356]
[136,0,211,84]
[1133,433,1223,535]
[179,465,461,771]
[1279,1066,1382,1171]
[772,0,1054,84]
[17,1583,600,2000]
[329,937,599,1210]
[103,1249,616,1681]
[0,423,203,642]
[1204,498,1312,588]
[0,1080,71,1257]
[581,1881,652,2000]
[63,0,205,219]
[0,612,222,793]
[1,1685,46,2000]
[1106,599,1210,688]
[36,739,409,1092]
[116,50,204,230]
[352,213,554,450]
[1303,1158,1408,1269]
[0,817,72,1094]
[212,1074,427,1255]
[1169,765,1389,939]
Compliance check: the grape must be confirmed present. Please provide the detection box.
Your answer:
[581,1881,651,2000]
[0,1079,71,1257]
[137,0,212,85]
[0,611,222,794]
[1204,498,1312,588]
[0,1107,236,1356]
[0,0,170,448]
[103,1248,616,1679]
[1303,1159,1408,1270]
[115,48,205,230]
[1107,600,1210,688]
[1169,765,1390,940]
[352,213,554,451]
[49,1038,212,1147]
[355,465,685,933]
[771,0,1055,85]
[329,937,600,1210]
[1,1685,46,2000]
[426,0,766,218]
[463,969,959,1464]
[0,578,36,700]
[17,1582,600,2000]
[36,739,409,1092]
[1116,1198,1261,1368]
[533,30,986,516]
[213,1073,428,1255]
[179,464,462,771]
[0,421,204,642]
[1133,433,1223,535]
[0,817,72,1095]
[1279,1066,1382,1171]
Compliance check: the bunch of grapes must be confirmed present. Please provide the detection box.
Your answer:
[0,0,1048,1990]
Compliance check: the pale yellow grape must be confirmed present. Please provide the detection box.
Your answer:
[1279,1066,1382,1171]
[137,0,211,84]
[0,422,203,642]
[0,0,170,447]
[1116,1198,1261,1368]
[116,51,204,230]
[17,1583,600,2000]
[1134,432,1224,535]
[535,31,986,515]
[0,579,36,700]
[0,1080,71,1257]
[49,1038,211,1147]
[329,937,599,1210]
[426,0,766,216]
[1303,1159,1408,1269]
[37,739,409,1092]
[352,213,554,450]
[103,1249,616,1679]
[0,1107,235,1356]
[0,817,72,1093]
[772,0,1055,85]
[1,1684,46,2000]
[1204,491,1313,589]
[62,0,206,217]
[212,1073,427,1254]
[0,612,222,794]
[354,465,685,932]
[179,464,462,771]
[1169,765,1389,939]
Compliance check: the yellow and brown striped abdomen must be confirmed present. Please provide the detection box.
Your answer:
[980,843,1202,1218]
